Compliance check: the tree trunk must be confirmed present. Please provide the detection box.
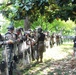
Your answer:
[24,16,30,30]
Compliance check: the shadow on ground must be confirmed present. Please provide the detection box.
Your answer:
[21,56,76,75]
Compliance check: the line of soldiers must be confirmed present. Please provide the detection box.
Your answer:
[50,33,63,47]
[0,25,46,75]
[44,31,63,48]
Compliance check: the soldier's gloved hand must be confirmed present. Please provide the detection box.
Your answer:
[6,40,14,44]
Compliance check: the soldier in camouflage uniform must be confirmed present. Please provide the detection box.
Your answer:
[0,33,4,48]
[1,25,21,75]
[36,27,45,63]
[0,26,4,48]
[15,28,23,59]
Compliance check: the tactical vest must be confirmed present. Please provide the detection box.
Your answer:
[5,31,16,49]
[38,33,45,41]
[5,32,16,41]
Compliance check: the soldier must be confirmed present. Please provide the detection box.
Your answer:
[1,25,21,75]
[30,30,37,61]
[0,26,4,47]
[56,34,60,46]
[0,33,4,48]
[4,25,16,75]
[73,36,76,56]
[50,33,56,47]
[16,27,23,58]
[18,30,32,68]
[36,27,45,63]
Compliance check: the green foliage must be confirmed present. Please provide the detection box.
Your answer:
[0,0,76,23]
[31,15,75,36]
[14,20,24,28]
[1,19,24,33]
[0,5,6,10]
[55,0,71,7]
[1,20,10,33]
[0,0,49,20]
[0,0,76,34]
[31,16,49,30]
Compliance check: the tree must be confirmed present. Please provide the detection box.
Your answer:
[0,0,76,30]
[0,0,49,30]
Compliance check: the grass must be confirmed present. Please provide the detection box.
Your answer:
[20,41,74,75]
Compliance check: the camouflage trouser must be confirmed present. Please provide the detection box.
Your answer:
[31,44,38,61]
[2,44,18,62]
[2,47,14,67]
[1,45,17,75]
[1,49,11,74]
[37,41,45,62]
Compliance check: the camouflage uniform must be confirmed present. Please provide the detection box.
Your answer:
[15,28,23,59]
[0,34,4,47]
[73,36,76,56]
[36,27,45,62]
[31,31,37,61]
[2,25,18,75]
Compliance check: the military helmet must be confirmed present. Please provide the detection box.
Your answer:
[7,25,14,30]
[38,27,42,33]
[16,28,21,32]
